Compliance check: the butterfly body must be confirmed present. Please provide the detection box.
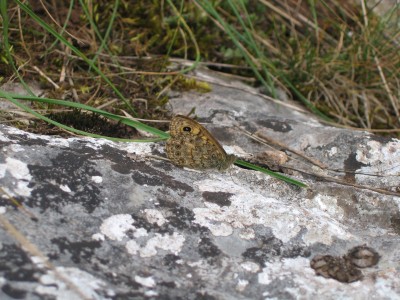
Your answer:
[166,115,236,171]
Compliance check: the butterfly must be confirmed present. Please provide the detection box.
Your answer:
[165,115,236,171]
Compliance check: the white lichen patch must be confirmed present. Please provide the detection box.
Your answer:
[6,126,43,139]
[196,178,241,194]
[0,207,6,214]
[79,137,113,151]
[236,279,249,292]
[144,209,167,226]
[239,228,255,240]
[258,257,400,299]
[133,228,148,238]
[0,157,33,197]
[394,197,400,211]
[126,232,185,257]
[125,240,141,255]
[47,137,71,148]
[120,142,153,156]
[91,176,103,183]
[145,290,159,297]
[2,157,32,180]
[5,126,76,149]
[9,144,25,152]
[374,269,400,299]
[312,194,344,219]
[59,185,72,193]
[302,217,351,245]
[240,261,260,273]
[134,275,156,288]
[138,232,185,258]
[36,267,110,300]
[100,214,184,257]
[91,233,105,241]
[0,164,5,178]
[327,146,338,157]
[0,132,11,142]
[356,140,400,175]
[194,179,352,244]
[258,257,311,286]
[193,215,233,236]
[99,214,136,241]
[31,256,48,268]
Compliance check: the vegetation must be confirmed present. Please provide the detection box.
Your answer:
[0,0,399,137]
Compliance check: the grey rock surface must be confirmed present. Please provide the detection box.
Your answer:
[1,72,400,299]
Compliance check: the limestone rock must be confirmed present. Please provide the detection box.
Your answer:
[1,72,399,299]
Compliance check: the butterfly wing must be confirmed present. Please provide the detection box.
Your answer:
[166,115,235,170]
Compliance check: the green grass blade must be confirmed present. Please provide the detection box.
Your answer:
[0,91,169,141]
[196,1,271,89]
[195,1,332,122]
[78,0,120,68]
[227,0,277,97]
[46,0,75,54]
[234,159,308,188]
[0,0,34,96]
[13,0,137,116]
[166,0,201,73]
